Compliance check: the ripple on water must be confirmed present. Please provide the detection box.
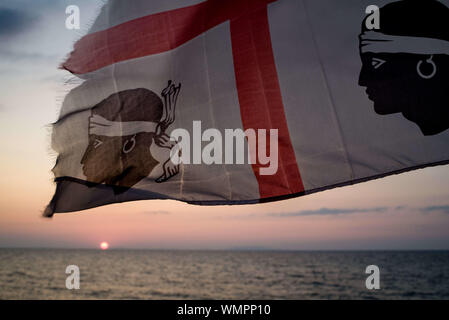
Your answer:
[1,249,449,299]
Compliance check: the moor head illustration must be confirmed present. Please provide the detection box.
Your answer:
[359,0,449,136]
[81,81,181,194]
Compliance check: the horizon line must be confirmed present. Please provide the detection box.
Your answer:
[1,247,448,252]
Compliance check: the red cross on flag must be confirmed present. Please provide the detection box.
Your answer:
[45,0,449,216]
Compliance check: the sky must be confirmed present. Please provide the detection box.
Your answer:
[0,0,449,250]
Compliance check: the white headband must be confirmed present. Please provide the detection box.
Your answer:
[88,81,181,138]
[360,31,449,55]
[89,114,159,137]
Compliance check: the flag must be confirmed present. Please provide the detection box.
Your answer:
[45,0,449,216]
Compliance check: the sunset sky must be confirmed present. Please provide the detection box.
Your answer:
[1,0,449,250]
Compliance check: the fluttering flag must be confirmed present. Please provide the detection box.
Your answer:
[45,0,449,216]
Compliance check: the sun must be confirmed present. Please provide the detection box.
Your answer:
[100,241,109,250]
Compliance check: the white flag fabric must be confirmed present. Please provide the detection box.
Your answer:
[45,0,449,216]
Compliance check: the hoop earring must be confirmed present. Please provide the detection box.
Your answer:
[123,135,136,154]
[417,55,437,80]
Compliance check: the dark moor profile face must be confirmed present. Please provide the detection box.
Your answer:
[81,88,163,193]
[358,0,449,136]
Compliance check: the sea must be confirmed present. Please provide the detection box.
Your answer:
[0,249,448,300]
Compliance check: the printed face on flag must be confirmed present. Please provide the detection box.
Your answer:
[80,82,182,194]
[45,0,449,216]
[358,0,449,136]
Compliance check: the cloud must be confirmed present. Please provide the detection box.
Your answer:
[0,48,58,63]
[141,210,170,215]
[0,48,58,62]
[268,207,389,217]
[217,206,393,220]
[420,206,449,214]
[0,8,37,38]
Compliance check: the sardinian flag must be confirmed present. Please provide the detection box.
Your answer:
[45,0,449,216]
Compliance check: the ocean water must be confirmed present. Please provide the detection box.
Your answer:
[0,249,448,300]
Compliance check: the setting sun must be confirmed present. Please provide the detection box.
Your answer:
[100,242,109,250]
